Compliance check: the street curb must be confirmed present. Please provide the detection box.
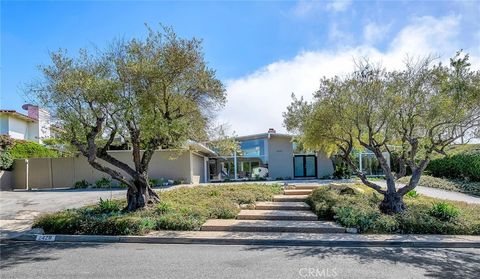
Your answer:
[11,233,480,248]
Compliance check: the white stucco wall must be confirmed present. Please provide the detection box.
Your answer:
[190,152,206,184]
[8,117,30,140]
[316,152,335,178]
[268,136,294,179]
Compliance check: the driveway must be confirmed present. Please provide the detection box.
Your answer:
[374,181,480,204]
[0,189,126,238]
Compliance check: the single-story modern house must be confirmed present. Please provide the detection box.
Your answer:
[207,128,334,181]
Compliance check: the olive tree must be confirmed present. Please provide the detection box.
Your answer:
[284,52,480,214]
[33,26,226,211]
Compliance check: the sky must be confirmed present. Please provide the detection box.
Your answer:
[2,0,479,136]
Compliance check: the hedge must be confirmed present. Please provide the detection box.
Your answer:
[10,141,60,159]
[426,154,480,182]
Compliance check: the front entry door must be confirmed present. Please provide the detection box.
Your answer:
[294,155,317,178]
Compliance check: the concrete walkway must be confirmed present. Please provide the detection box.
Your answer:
[375,181,480,204]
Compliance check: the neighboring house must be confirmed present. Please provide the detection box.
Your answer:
[208,128,335,181]
[0,104,51,143]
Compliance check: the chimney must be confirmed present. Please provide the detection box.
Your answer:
[22,104,39,120]
[268,128,276,134]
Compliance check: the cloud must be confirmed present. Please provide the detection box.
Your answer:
[363,22,391,45]
[218,15,476,136]
[292,0,352,17]
[326,0,352,12]
[329,22,355,46]
[389,16,460,56]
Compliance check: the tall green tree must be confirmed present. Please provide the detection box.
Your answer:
[33,26,226,211]
[284,52,480,214]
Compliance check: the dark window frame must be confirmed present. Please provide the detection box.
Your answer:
[293,155,317,178]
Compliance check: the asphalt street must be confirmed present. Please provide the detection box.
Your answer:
[1,241,479,279]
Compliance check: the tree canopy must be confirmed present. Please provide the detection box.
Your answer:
[33,25,226,210]
[284,52,480,213]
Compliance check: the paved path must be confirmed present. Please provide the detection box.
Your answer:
[375,181,480,204]
[1,241,479,278]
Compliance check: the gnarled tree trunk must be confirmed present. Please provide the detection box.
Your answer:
[126,178,160,211]
[380,191,406,214]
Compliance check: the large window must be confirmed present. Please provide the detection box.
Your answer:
[239,139,268,163]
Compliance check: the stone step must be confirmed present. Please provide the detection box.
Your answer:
[237,210,318,221]
[283,189,313,195]
[273,195,309,202]
[293,185,322,190]
[201,219,345,233]
[255,201,310,211]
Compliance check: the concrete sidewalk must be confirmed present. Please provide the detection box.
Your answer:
[12,231,480,248]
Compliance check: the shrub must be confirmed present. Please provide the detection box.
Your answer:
[173,179,185,185]
[10,140,60,159]
[96,198,121,214]
[95,178,112,188]
[33,210,83,234]
[308,183,480,235]
[372,214,399,233]
[307,187,340,219]
[426,154,480,181]
[0,135,15,150]
[93,216,155,235]
[209,189,220,197]
[156,212,202,231]
[0,151,14,171]
[208,200,238,219]
[334,204,380,232]
[156,201,172,214]
[405,190,419,198]
[429,202,460,221]
[74,180,90,189]
[332,162,351,179]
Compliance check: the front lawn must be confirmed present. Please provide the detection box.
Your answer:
[398,175,480,197]
[33,184,282,235]
[307,183,480,235]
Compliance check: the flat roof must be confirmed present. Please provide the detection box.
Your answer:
[235,132,293,141]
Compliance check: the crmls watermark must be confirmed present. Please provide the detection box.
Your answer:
[298,267,338,278]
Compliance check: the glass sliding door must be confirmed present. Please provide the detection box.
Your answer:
[294,156,305,177]
[293,155,317,178]
[305,156,316,177]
